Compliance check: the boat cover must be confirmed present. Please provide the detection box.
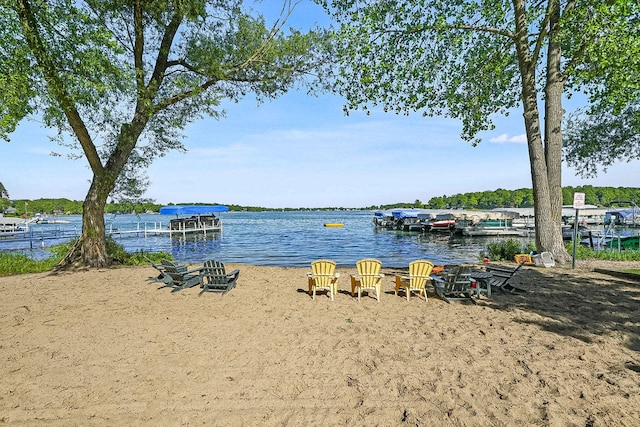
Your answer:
[391,209,426,219]
[159,205,229,215]
[608,208,639,219]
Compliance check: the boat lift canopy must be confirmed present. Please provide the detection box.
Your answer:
[159,205,229,215]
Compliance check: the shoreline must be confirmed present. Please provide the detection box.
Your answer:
[1,262,639,425]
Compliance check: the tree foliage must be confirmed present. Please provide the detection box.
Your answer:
[1,0,328,266]
[424,186,640,210]
[320,0,569,260]
[563,101,640,177]
[560,1,640,175]
[319,0,640,263]
[376,186,640,211]
[320,0,522,145]
[0,181,8,198]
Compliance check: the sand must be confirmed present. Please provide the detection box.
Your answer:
[1,260,639,426]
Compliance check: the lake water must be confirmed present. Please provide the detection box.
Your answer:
[1,211,529,268]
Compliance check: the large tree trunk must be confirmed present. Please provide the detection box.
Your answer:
[521,92,557,257]
[513,0,567,264]
[80,178,111,267]
[543,0,571,263]
[77,127,141,268]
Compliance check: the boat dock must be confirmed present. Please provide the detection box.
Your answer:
[0,220,223,253]
[372,206,639,245]
[106,220,222,238]
[0,206,227,253]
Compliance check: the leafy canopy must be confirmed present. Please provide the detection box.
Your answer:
[321,0,640,154]
[1,0,328,198]
[561,1,640,176]
[320,0,537,145]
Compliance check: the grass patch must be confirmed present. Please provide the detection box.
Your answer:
[569,243,640,261]
[0,252,59,276]
[483,239,640,264]
[0,237,172,276]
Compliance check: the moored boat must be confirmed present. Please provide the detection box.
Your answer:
[432,210,523,236]
[391,209,426,231]
[426,219,457,232]
[605,201,640,227]
[158,205,228,235]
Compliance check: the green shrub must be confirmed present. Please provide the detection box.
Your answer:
[484,239,536,262]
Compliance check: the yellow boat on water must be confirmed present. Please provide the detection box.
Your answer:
[324,223,344,227]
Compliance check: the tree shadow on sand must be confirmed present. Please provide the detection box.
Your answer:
[484,266,640,353]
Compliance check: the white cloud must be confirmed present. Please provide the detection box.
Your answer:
[510,134,528,143]
[489,133,527,144]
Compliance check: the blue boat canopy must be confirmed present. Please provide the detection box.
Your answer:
[391,209,425,219]
[159,205,229,215]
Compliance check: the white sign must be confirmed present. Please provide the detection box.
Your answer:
[573,192,585,209]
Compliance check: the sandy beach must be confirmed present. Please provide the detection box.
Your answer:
[1,260,639,426]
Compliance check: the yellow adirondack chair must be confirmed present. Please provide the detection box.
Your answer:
[350,258,384,302]
[394,259,434,302]
[307,259,340,300]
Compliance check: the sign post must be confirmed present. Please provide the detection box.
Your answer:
[572,192,585,269]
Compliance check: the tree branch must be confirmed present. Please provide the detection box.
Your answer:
[447,24,515,40]
[146,6,183,98]
[530,2,552,66]
[14,0,104,175]
[133,0,145,93]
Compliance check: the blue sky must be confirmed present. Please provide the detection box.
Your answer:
[1,1,638,208]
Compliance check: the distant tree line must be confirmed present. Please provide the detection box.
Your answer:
[2,186,638,216]
[1,199,163,216]
[374,186,640,211]
[0,199,357,216]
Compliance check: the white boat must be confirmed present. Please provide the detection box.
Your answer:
[432,210,524,236]
[34,214,72,224]
[462,219,527,237]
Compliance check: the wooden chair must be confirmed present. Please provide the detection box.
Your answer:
[484,263,526,293]
[394,259,434,302]
[199,259,240,296]
[306,259,340,300]
[158,259,202,293]
[145,256,167,283]
[431,265,476,304]
[350,258,384,302]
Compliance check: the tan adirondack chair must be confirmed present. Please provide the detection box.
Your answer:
[350,258,384,302]
[394,259,434,302]
[307,259,340,300]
